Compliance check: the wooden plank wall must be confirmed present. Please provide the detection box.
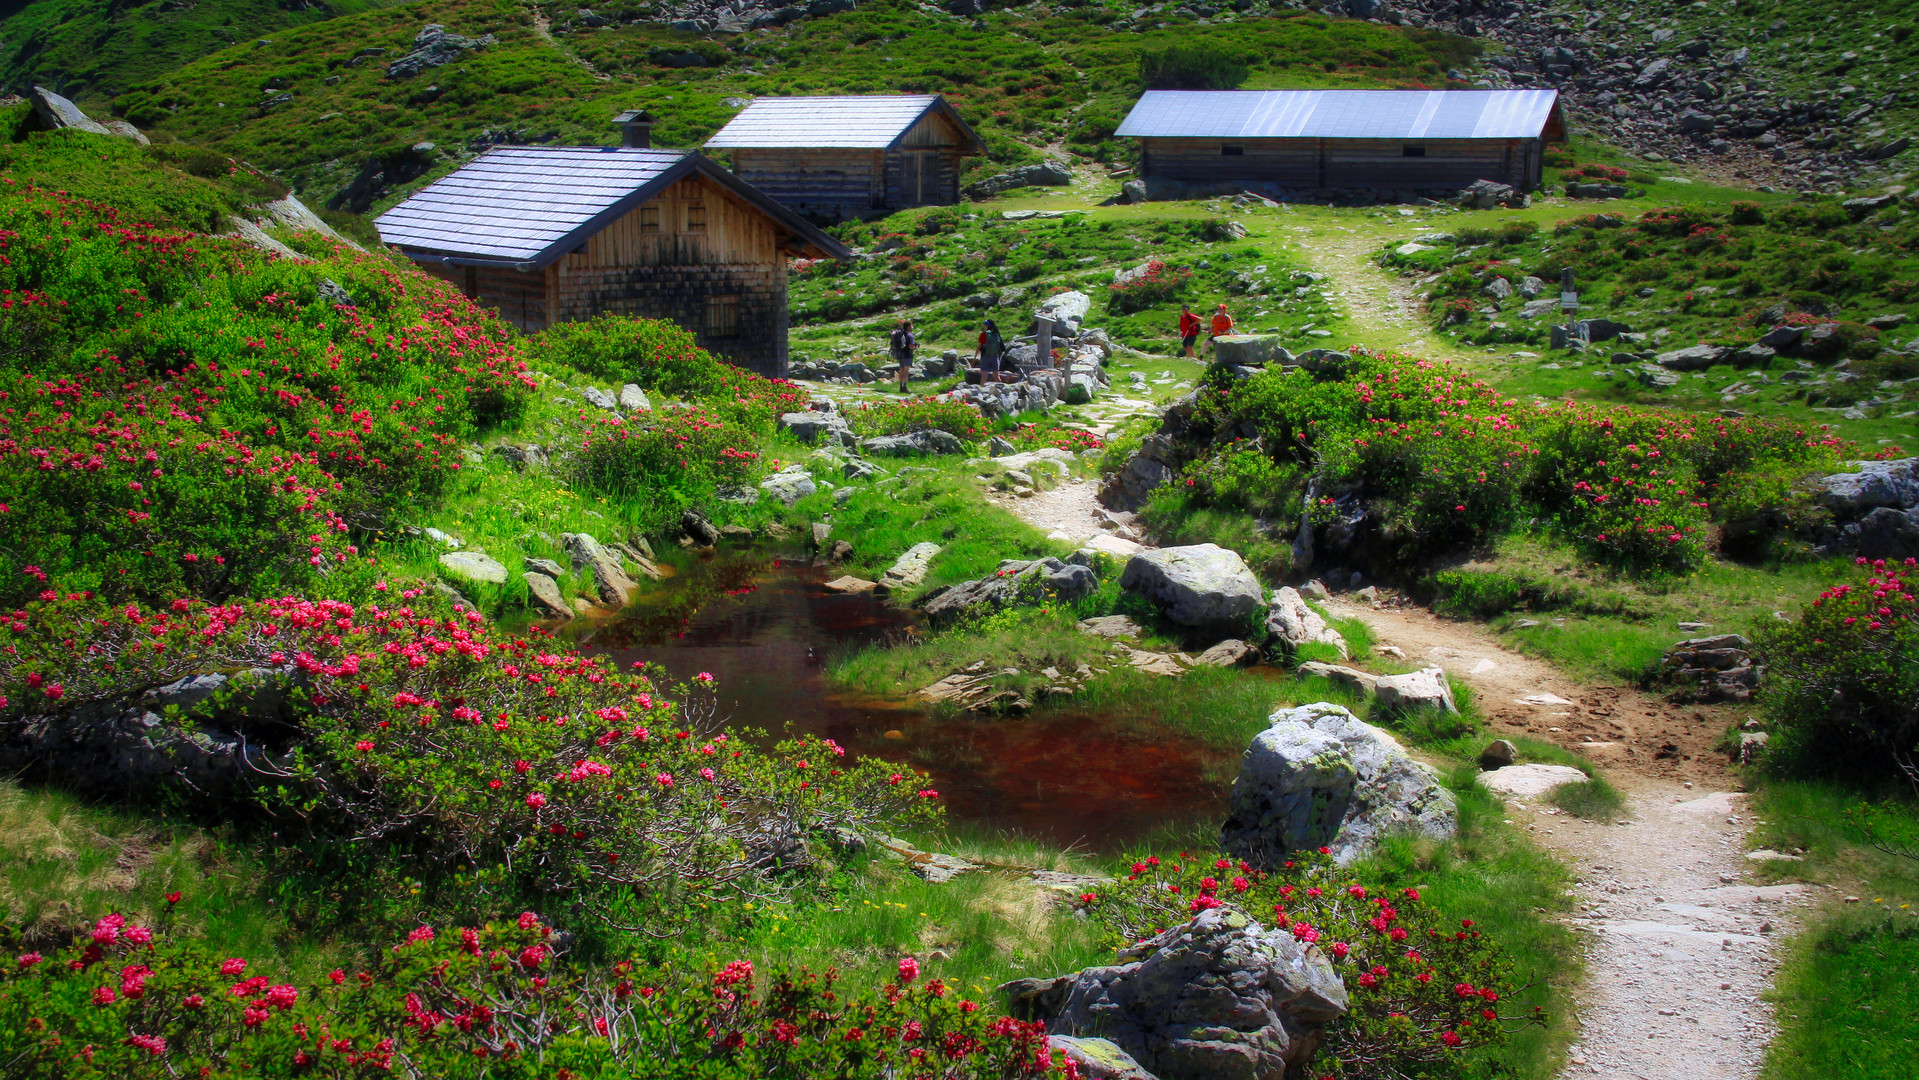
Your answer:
[1140,137,1542,189]
[419,261,550,332]
[730,148,883,219]
[881,147,964,208]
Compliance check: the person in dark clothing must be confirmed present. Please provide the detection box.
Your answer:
[889,319,916,393]
[976,319,1007,382]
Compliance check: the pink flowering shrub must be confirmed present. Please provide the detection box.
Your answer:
[0,592,939,921]
[1762,557,1919,779]
[1082,851,1540,1078]
[0,912,1076,1079]
[844,397,986,440]
[1105,260,1192,314]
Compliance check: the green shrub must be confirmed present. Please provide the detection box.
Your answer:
[1430,570,1531,618]
[1762,557,1919,781]
[1548,775,1624,820]
[1138,44,1249,89]
[1106,260,1193,314]
[842,396,987,440]
[1082,851,1543,1076]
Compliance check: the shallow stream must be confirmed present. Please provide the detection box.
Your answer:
[574,549,1230,853]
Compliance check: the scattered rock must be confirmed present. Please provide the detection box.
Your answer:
[562,532,640,607]
[1044,1035,1156,1080]
[619,383,652,411]
[880,542,941,589]
[1076,615,1144,639]
[1372,667,1458,714]
[759,466,818,506]
[385,23,498,80]
[522,571,573,619]
[1265,587,1349,658]
[27,85,115,137]
[1478,739,1517,769]
[823,575,877,594]
[862,430,964,457]
[1656,344,1731,371]
[1295,661,1378,696]
[437,550,507,585]
[1474,763,1591,798]
[1221,702,1457,866]
[1194,639,1259,667]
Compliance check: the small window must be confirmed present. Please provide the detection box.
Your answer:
[639,205,661,234]
[1402,145,1427,158]
[684,204,707,233]
[703,294,740,337]
[1221,145,1244,157]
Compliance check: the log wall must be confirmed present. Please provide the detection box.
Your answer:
[731,109,974,219]
[1139,136,1544,190]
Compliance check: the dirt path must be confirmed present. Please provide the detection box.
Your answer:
[996,479,1809,1079]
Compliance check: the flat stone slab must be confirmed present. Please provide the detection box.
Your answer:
[823,575,877,594]
[1081,533,1143,559]
[437,550,507,584]
[1077,615,1144,639]
[1745,849,1804,863]
[1474,763,1591,798]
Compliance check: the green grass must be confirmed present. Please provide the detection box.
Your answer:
[1750,780,1919,1080]
[1547,774,1625,820]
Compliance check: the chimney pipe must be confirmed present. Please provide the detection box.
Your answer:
[613,108,657,149]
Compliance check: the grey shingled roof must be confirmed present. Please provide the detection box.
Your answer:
[373,146,848,266]
[1115,90,1561,140]
[704,94,984,152]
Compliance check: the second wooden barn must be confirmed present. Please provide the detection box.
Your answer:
[704,95,986,220]
[1116,89,1566,192]
[373,144,848,378]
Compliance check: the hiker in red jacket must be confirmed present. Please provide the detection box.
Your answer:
[1208,303,1235,357]
[1177,305,1202,358]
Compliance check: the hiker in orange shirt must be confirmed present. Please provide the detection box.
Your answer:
[1177,304,1202,358]
[1208,303,1235,358]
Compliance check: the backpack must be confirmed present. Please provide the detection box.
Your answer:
[982,327,1003,356]
[890,328,911,358]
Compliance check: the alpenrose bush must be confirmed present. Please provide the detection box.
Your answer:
[1762,557,1919,780]
[571,405,772,534]
[0,182,536,607]
[1082,851,1541,1079]
[1174,351,1840,572]
[0,592,939,922]
[0,911,1079,1079]
[845,397,987,440]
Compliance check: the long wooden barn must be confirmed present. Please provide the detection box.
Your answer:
[373,145,849,378]
[703,95,987,221]
[1116,89,1566,192]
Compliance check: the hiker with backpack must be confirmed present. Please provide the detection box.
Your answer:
[1177,304,1202,358]
[976,319,1007,383]
[889,319,916,393]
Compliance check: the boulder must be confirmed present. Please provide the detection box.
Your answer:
[28,86,114,136]
[1478,739,1517,769]
[1034,290,1092,334]
[562,532,640,607]
[437,551,507,585]
[1264,587,1349,659]
[1195,639,1259,667]
[1003,908,1348,1080]
[1120,179,1148,204]
[1119,544,1265,626]
[1757,324,1804,351]
[1295,661,1377,696]
[385,23,498,80]
[1212,334,1288,367]
[779,411,850,444]
[916,575,1017,620]
[1830,506,1919,560]
[1474,763,1589,798]
[1077,615,1145,639]
[1656,344,1731,371]
[1816,459,1919,515]
[617,384,652,411]
[759,466,818,506]
[1064,372,1100,405]
[1372,667,1458,714]
[1103,452,1175,510]
[964,160,1074,199]
[880,542,941,589]
[1638,366,1681,389]
[524,557,565,579]
[1221,702,1457,866]
[862,430,964,456]
[681,510,720,547]
[522,571,573,619]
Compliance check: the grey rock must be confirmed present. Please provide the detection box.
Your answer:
[1520,297,1560,319]
[1657,344,1732,371]
[1265,587,1348,658]
[1757,324,1804,351]
[1295,661,1378,695]
[780,410,849,444]
[1678,110,1716,134]
[1482,276,1514,300]
[385,24,497,80]
[1195,639,1259,667]
[1120,179,1149,205]
[1831,506,1919,560]
[1119,544,1265,626]
[881,542,941,589]
[437,550,508,584]
[843,457,885,481]
[522,571,573,619]
[562,532,639,607]
[1221,702,1457,866]
[1007,908,1347,1080]
[1638,366,1681,388]
[964,160,1074,198]
[1479,739,1517,769]
[524,558,565,579]
[1816,459,1919,515]
[1372,667,1458,714]
[862,430,964,456]
[759,467,818,506]
[681,510,720,547]
[29,85,113,136]
[618,384,652,411]
[1045,1035,1155,1080]
[1064,372,1100,405]
[581,386,619,411]
[989,436,1018,456]
[1842,195,1896,219]
[1731,343,1776,366]
[1034,290,1092,334]
[1212,334,1289,367]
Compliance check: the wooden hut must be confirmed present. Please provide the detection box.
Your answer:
[703,95,987,220]
[1116,89,1566,192]
[373,145,849,378]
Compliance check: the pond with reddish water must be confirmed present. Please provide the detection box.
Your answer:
[573,549,1230,853]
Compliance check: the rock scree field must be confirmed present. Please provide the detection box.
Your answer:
[1,1,1916,1078]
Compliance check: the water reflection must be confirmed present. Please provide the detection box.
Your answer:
[576,551,1228,853]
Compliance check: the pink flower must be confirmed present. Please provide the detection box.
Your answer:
[220,958,247,977]
[265,984,299,1010]
[17,953,42,968]
[694,672,714,683]
[125,1034,166,1056]
[518,912,541,931]
[93,985,117,1006]
[526,792,547,808]
[897,956,921,983]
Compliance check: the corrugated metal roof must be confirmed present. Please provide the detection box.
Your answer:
[375,147,690,263]
[1114,90,1561,140]
[705,95,955,149]
[373,145,850,265]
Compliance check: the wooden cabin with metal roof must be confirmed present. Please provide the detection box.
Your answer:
[1116,89,1567,193]
[373,141,849,378]
[703,95,987,220]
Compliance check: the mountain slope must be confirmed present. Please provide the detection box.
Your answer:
[0,0,404,105]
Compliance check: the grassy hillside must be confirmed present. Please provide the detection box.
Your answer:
[101,0,1478,214]
[0,0,401,104]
